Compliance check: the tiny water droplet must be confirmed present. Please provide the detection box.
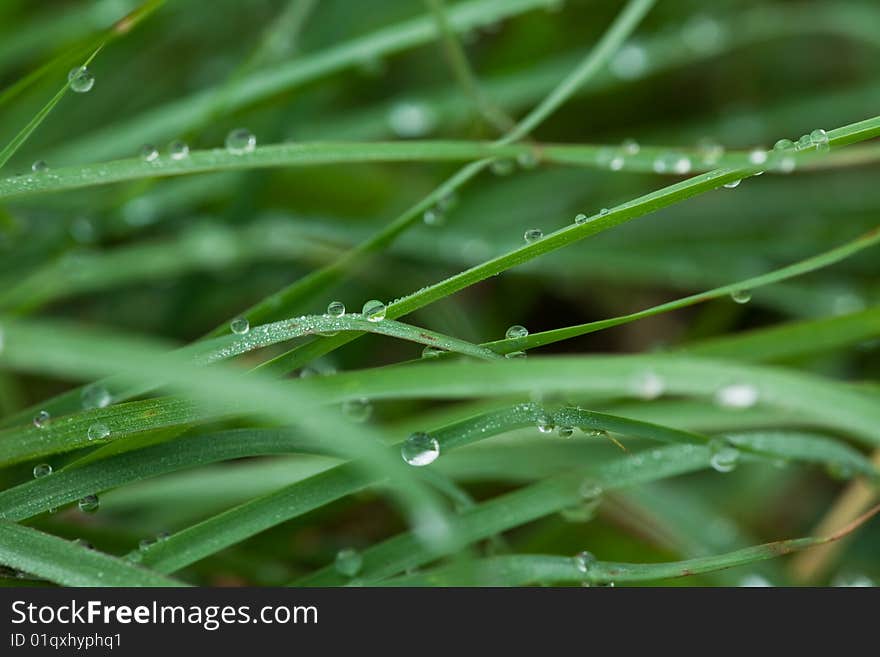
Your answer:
[33,463,52,478]
[517,151,538,169]
[579,481,603,500]
[574,213,588,225]
[140,144,159,162]
[557,425,574,438]
[421,346,443,359]
[621,138,640,155]
[583,428,609,439]
[387,101,435,137]
[740,574,772,587]
[573,550,597,574]
[773,138,794,151]
[31,160,48,173]
[168,140,190,160]
[225,128,256,155]
[78,494,99,513]
[709,437,740,473]
[335,548,363,577]
[536,417,555,434]
[795,134,812,151]
[723,179,741,189]
[714,383,759,409]
[609,155,625,171]
[777,156,796,173]
[342,398,372,423]
[422,207,445,226]
[730,289,751,304]
[87,422,110,441]
[230,317,250,334]
[523,228,543,244]
[401,432,440,466]
[505,324,528,340]
[33,410,50,428]
[748,149,768,165]
[505,350,527,359]
[138,538,156,552]
[610,43,646,79]
[633,371,665,400]
[362,299,386,322]
[672,155,692,174]
[327,301,345,317]
[68,66,95,93]
[697,138,725,164]
[491,159,515,176]
[81,384,111,409]
[809,128,828,147]
[599,208,610,216]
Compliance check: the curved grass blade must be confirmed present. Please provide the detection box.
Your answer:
[0,521,186,587]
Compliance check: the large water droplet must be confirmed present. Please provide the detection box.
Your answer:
[342,398,372,423]
[574,213,588,225]
[33,410,50,429]
[335,548,363,577]
[81,384,111,410]
[505,324,528,340]
[401,432,440,466]
[87,422,110,441]
[362,300,386,322]
[225,128,256,155]
[68,66,95,93]
[523,228,543,244]
[230,317,250,334]
[810,128,828,147]
[327,301,345,318]
[708,437,740,473]
[714,383,759,409]
[33,463,52,479]
[78,494,99,513]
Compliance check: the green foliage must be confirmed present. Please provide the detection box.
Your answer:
[0,0,878,587]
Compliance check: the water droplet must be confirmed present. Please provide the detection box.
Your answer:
[139,144,159,162]
[505,350,527,359]
[609,43,647,79]
[730,289,751,304]
[225,128,256,155]
[335,548,363,577]
[78,494,99,513]
[523,228,543,244]
[599,208,609,216]
[739,574,772,587]
[831,573,874,587]
[517,151,538,169]
[536,417,555,434]
[633,371,665,400]
[810,128,828,147]
[327,301,345,317]
[723,179,741,189]
[31,160,48,173]
[138,538,156,552]
[362,299,386,322]
[609,155,625,171]
[68,66,95,93]
[81,384,111,409]
[491,159,515,176]
[401,432,440,466]
[505,324,528,340]
[681,15,725,53]
[579,481,603,500]
[583,428,609,439]
[773,138,794,151]
[422,207,445,226]
[708,437,740,472]
[714,383,759,409]
[697,138,725,164]
[748,149,768,165]
[87,422,110,441]
[168,140,190,160]
[33,463,52,479]
[33,410,50,428]
[230,317,250,334]
[573,550,597,574]
[621,138,640,155]
[777,156,796,173]
[672,155,692,174]
[557,425,574,438]
[421,346,443,359]
[342,398,372,423]
[387,101,436,138]
[795,134,812,151]
[574,213,588,225]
